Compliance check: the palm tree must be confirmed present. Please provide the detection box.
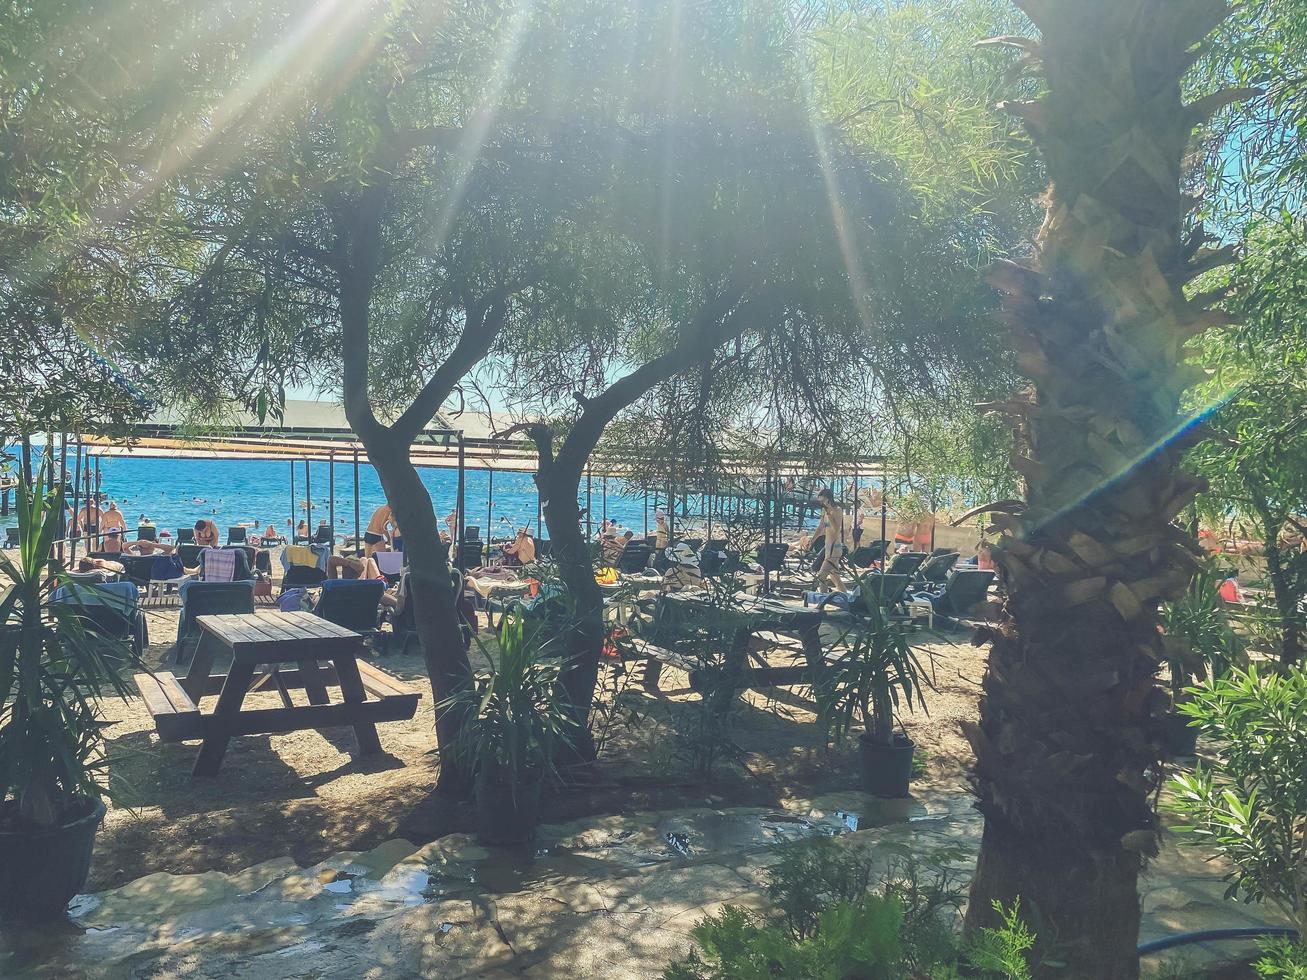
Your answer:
[963,1,1248,975]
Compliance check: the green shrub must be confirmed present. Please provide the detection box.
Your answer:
[1165,666,1307,940]
[1255,937,1307,979]
[664,837,1034,979]
[964,900,1035,980]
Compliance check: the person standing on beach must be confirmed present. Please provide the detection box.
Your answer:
[77,500,102,549]
[654,510,670,550]
[813,488,847,592]
[100,502,126,538]
[364,504,393,556]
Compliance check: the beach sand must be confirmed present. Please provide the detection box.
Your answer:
[89,601,985,891]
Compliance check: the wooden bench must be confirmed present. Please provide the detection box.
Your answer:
[134,670,201,742]
[134,611,421,777]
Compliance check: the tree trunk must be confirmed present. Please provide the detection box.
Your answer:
[964,2,1241,975]
[538,459,605,760]
[367,437,474,794]
[1251,494,1303,668]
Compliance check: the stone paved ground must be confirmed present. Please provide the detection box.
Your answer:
[0,784,1288,978]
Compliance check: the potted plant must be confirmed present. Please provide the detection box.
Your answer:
[814,571,930,798]
[0,477,141,919]
[439,610,576,844]
[1159,560,1244,756]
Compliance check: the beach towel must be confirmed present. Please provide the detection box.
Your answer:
[150,554,186,582]
[286,544,319,567]
[202,547,236,582]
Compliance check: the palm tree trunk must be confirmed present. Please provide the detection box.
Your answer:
[964,2,1243,974]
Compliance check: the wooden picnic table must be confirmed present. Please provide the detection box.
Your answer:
[134,611,419,777]
[637,592,829,693]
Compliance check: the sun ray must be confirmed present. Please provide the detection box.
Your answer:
[430,0,539,253]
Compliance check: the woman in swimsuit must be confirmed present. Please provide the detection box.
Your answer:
[814,488,847,592]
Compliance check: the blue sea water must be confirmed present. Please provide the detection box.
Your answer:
[2,451,677,542]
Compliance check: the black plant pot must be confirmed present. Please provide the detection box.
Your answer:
[858,732,915,798]
[475,769,543,845]
[0,797,105,921]
[1162,712,1199,757]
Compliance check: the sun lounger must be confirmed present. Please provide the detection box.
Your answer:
[50,580,149,657]
[315,579,385,637]
[886,551,928,577]
[174,580,256,661]
[914,551,959,585]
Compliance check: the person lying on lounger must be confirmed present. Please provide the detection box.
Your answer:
[127,539,175,555]
[77,556,125,575]
[326,554,385,580]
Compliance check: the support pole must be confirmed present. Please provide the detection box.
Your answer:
[643,489,648,537]
[70,437,82,562]
[353,448,361,555]
[289,461,295,540]
[304,459,312,542]
[852,468,860,549]
[328,452,336,554]
[586,469,593,539]
[880,469,888,555]
[762,466,772,597]
[456,434,466,571]
[486,467,494,549]
[601,475,607,527]
[84,451,92,551]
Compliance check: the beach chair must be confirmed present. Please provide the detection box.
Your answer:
[465,525,480,541]
[198,546,253,583]
[5,527,19,549]
[281,564,326,590]
[681,537,703,551]
[618,543,653,574]
[374,550,405,582]
[699,545,728,577]
[886,552,928,577]
[535,538,553,559]
[850,540,889,568]
[910,569,996,628]
[914,551,959,585]
[382,569,473,654]
[146,553,189,600]
[457,539,485,569]
[225,526,247,545]
[873,573,913,609]
[115,553,156,587]
[756,542,789,572]
[174,580,255,662]
[177,543,203,568]
[176,527,195,544]
[312,523,334,546]
[315,579,385,637]
[50,580,149,658]
[136,525,157,542]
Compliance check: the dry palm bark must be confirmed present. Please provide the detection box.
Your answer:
[963,1,1248,975]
